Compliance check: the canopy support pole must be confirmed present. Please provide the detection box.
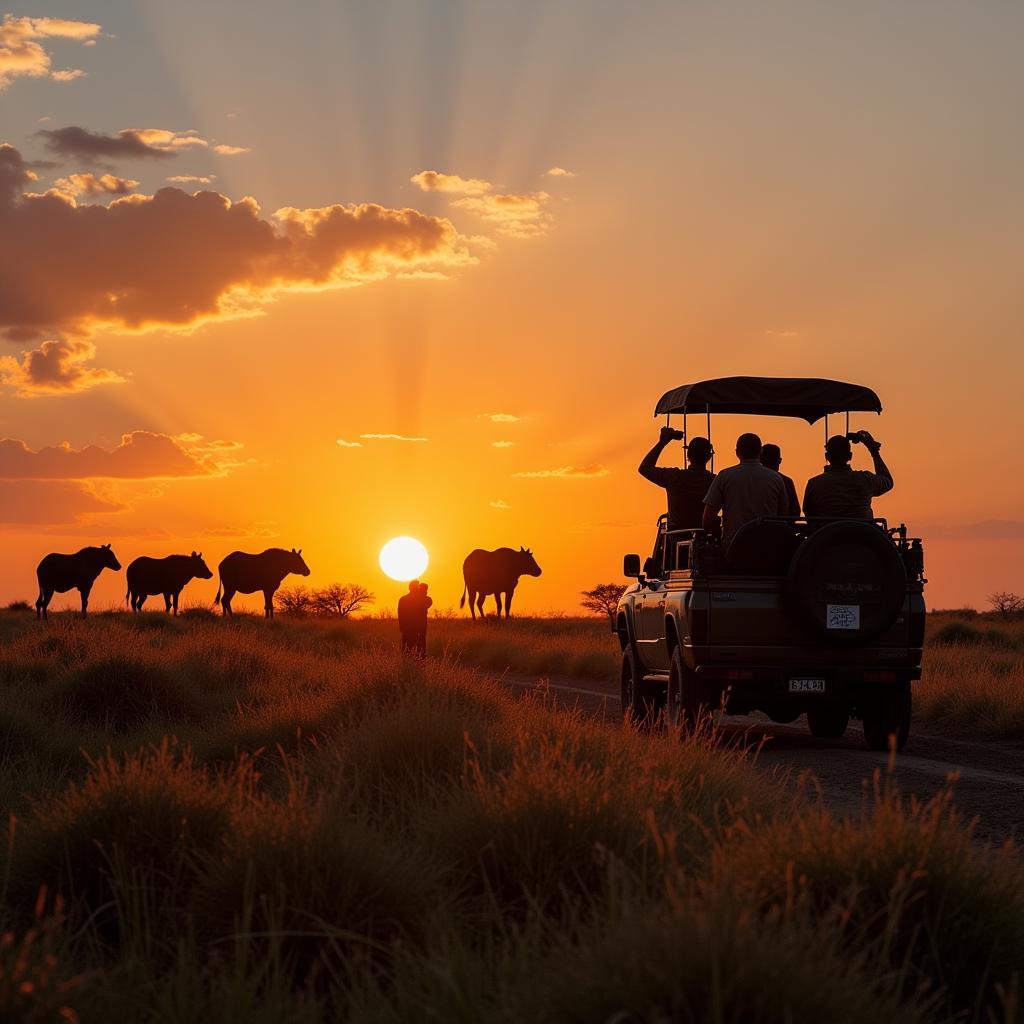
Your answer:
[824,414,829,453]
[707,405,713,473]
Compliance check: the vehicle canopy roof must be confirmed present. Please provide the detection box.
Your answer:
[654,376,881,423]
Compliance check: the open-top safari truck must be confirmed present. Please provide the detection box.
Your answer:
[616,376,926,750]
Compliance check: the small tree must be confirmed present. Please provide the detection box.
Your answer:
[275,586,315,617]
[311,583,375,619]
[581,583,628,624]
[988,591,1024,620]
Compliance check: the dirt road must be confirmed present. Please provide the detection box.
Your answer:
[499,672,1024,846]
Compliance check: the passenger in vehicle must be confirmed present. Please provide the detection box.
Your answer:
[760,443,801,516]
[803,431,893,519]
[639,428,715,530]
[701,433,789,547]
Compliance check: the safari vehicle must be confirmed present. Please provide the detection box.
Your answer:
[616,377,926,751]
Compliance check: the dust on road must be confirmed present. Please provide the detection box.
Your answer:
[499,672,1024,846]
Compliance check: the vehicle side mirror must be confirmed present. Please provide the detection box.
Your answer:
[623,553,641,578]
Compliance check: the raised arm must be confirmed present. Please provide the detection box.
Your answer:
[857,431,893,494]
[638,426,678,482]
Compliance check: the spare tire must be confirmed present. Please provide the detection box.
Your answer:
[787,521,906,641]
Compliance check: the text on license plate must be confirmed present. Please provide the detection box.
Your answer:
[789,678,826,693]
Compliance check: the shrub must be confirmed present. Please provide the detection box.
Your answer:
[932,621,982,647]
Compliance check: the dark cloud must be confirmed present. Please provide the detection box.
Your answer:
[0,338,125,395]
[0,143,474,337]
[0,431,229,479]
[37,126,176,163]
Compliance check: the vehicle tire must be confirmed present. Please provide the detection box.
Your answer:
[621,647,662,728]
[787,521,906,642]
[861,683,911,752]
[806,705,850,738]
[667,648,709,734]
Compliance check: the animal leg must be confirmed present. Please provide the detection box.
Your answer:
[263,588,275,619]
[164,593,172,613]
[36,588,52,621]
[504,590,514,619]
[172,591,180,616]
[135,593,146,611]
[475,592,486,619]
[494,592,503,617]
[222,588,235,616]
[467,590,477,619]
[79,586,90,619]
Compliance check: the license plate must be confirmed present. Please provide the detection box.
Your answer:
[789,678,826,693]
[826,604,860,630]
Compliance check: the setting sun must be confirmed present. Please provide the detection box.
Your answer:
[379,536,429,582]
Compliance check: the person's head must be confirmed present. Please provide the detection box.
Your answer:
[419,582,429,594]
[686,436,712,468]
[408,579,420,593]
[825,435,853,465]
[736,433,762,460]
[760,443,782,471]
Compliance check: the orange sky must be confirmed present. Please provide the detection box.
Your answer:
[1,2,1022,614]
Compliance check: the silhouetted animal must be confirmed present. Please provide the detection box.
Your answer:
[460,547,542,619]
[214,547,310,618]
[126,552,213,615]
[35,544,121,619]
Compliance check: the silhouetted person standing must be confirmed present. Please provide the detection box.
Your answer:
[760,443,801,517]
[398,580,432,658]
[702,433,789,547]
[803,431,893,519]
[639,428,715,529]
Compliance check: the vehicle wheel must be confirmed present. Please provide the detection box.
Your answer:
[621,647,662,728]
[806,706,850,738]
[667,648,709,734]
[861,683,911,752]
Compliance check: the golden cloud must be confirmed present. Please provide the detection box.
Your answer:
[167,174,215,185]
[0,479,123,523]
[512,464,610,479]
[358,433,429,442]
[0,431,240,479]
[546,166,575,178]
[0,338,125,396]
[0,14,100,89]
[410,170,491,196]
[0,143,475,338]
[53,172,139,197]
[480,412,520,422]
[492,440,516,448]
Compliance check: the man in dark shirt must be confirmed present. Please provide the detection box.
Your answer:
[397,580,432,657]
[803,431,894,519]
[760,443,801,517]
[639,428,715,529]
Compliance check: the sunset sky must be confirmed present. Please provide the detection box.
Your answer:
[1,1,1022,614]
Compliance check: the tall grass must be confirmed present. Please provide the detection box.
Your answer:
[0,611,1020,1022]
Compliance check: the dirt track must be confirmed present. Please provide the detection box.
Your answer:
[498,672,1024,846]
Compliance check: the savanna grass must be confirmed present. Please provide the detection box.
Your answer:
[0,610,1020,1022]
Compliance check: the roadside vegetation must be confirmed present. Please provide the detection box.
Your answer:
[0,610,1021,1022]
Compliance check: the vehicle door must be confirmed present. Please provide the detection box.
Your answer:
[638,577,670,669]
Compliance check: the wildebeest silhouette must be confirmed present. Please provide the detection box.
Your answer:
[126,552,213,615]
[214,547,310,618]
[35,544,121,619]
[460,547,542,619]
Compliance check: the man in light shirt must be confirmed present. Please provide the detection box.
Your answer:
[803,431,893,519]
[702,433,789,548]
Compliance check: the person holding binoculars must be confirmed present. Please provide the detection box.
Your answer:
[803,430,894,520]
[638,425,715,531]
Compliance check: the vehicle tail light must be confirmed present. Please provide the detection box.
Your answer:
[722,669,754,681]
[687,593,708,644]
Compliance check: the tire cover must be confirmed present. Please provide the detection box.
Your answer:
[787,521,906,641]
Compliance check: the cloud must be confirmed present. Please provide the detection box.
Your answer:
[452,191,551,239]
[37,126,248,164]
[410,170,491,196]
[0,431,240,479]
[512,464,609,479]
[0,143,476,338]
[765,329,800,339]
[412,169,554,238]
[0,338,126,396]
[53,172,138,197]
[167,174,215,185]
[480,412,520,423]
[922,520,1024,541]
[336,438,363,448]
[0,15,100,90]
[546,166,575,178]
[492,440,516,448]
[0,479,123,523]
[358,433,428,442]
[489,500,511,510]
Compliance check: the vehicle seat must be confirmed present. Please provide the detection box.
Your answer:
[726,520,802,576]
